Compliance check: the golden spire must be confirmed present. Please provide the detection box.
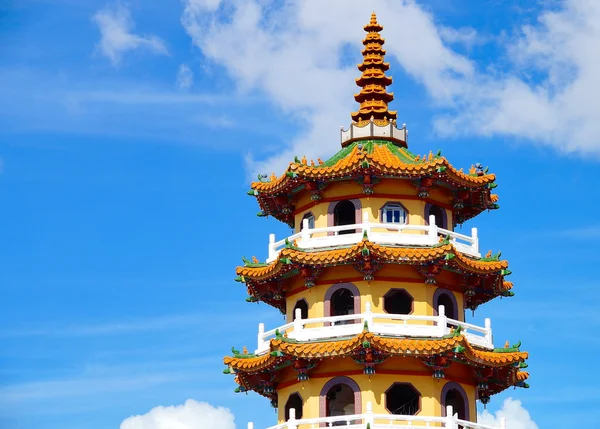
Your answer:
[351,12,397,123]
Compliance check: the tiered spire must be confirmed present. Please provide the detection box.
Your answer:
[351,12,397,123]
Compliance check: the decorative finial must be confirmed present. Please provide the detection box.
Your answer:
[351,12,397,123]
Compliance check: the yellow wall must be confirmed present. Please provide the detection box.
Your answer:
[285,267,464,323]
[293,179,454,233]
[276,357,477,422]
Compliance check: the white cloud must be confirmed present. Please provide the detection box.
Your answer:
[181,0,600,175]
[478,398,539,429]
[437,0,600,157]
[438,26,481,48]
[120,399,235,429]
[177,64,194,90]
[93,3,168,65]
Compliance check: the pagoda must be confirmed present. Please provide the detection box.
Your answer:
[225,13,529,429]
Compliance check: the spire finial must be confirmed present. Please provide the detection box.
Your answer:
[351,12,397,123]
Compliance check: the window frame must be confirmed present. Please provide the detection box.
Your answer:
[383,288,415,315]
[379,202,408,225]
[301,212,315,230]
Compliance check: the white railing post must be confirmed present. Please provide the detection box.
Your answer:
[365,401,374,428]
[445,405,455,428]
[301,218,310,244]
[365,302,373,330]
[363,211,371,237]
[472,227,479,254]
[288,408,296,429]
[429,215,438,244]
[248,422,254,429]
[500,416,507,429]
[485,318,492,346]
[294,308,303,337]
[257,323,266,352]
[438,305,447,336]
[269,233,276,261]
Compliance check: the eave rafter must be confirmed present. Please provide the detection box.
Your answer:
[224,332,528,400]
[250,142,498,224]
[236,240,513,312]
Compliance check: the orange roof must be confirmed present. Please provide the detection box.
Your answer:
[224,332,528,373]
[252,142,496,194]
[237,241,508,281]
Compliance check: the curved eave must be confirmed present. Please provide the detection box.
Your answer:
[250,143,496,195]
[224,333,528,373]
[237,241,508,282]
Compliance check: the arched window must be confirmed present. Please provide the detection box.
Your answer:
[381,203,407,224]
[441,382,469,421]
[293,299,309,320]
[426,204,447,229]
[301,212,315,230]
[285,393,303,420]
[319,377,361,420]
[334,200,357,234]
[433,289,459,320]
[325,284,360,325]
[331,288,354,325]
[326,384,355,422]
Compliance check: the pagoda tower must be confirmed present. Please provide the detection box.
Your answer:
[225,13,529,429]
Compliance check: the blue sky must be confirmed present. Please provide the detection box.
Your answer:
[2,0,600,428]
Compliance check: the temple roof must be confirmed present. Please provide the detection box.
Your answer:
[225,333,528,371]
[251,140,498,225]
[238,241,507,280]
[224,331,529,398]
[351,13,396,122]
[237,240,513,312]
[253,141,495,193]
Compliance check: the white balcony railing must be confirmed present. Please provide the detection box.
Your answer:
[250,402,506,429]
[256,303,492,354]
[266,213,479,263]
[340,118,408,146]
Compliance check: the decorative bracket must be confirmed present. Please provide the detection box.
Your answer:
[306,181,322,201]
[418,177,434,198]
[422,355,451,380]
[417,263,443,285]
[300,266,323,288]
[352,246,382,280]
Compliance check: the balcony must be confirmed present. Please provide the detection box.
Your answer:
[249,402,506,429]
[266,214,479,263]
[255,303,493,354]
